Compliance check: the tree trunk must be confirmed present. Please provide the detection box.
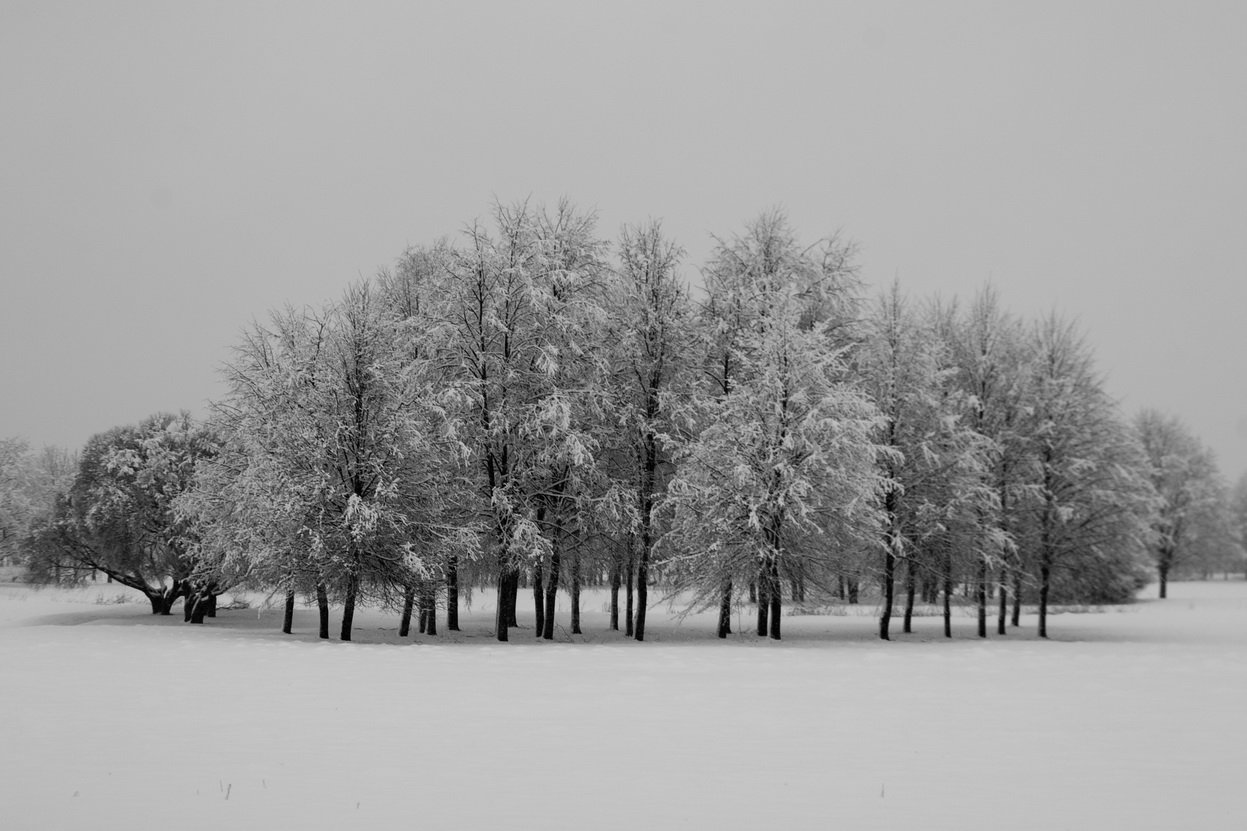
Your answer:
[768,561,781,641]
[159,579,184,615]
[505,570,519,628]
[634,544,649,642]
[1011,568,1022,628]
[424,585,437,636]
[340,574,358,642]
[316,583,330,640]
[446,555,460,631]
[188,587,207,624]
[756,566,769,636]
[609,553,620,631]
[1158,561,1169,599]
[635,436,657,643]
[977,560,988,638]
[400,585,415,637]
[532,561,545,638]
[1038,560,1051,638]
[997,575,1008,636]
[846,577,859,604]
[543,541,561,641]
[495,566,510,642]
[880,544,896,640]
[624,555,634,638]
[570,552,582,636]
[943,550,953,639]
[282,589,295,635]
[903,557,916,634]
[717,580,732,638]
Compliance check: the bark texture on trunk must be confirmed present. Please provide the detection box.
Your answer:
[570,553,581,636]
[1038,562,1051,638]
[634,546,648,641]
[624,556,634,638]
[943,550,953,639]
[282,589,295,635]
[879,546,896,640]
[316,583,329,640]
[542,544,561,641]
[424,585,437,636]
[400,586,415,637]
[717,580,732,639]
[505,570,519,628]
[1011,569,1022,628]
[340,574,358,642]
[609,555,620,631]
[495,566,510,642]
[532,562,545,639]
[768,562,781,641]
[997,576,1008,636]
[756,568,769,637]
[903,558,916,634]
[446,556,460,631]
[976,561,988,638]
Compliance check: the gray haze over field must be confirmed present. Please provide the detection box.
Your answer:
[2,1,1245,479]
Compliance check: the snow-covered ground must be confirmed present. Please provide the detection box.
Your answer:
[1,580,1244,830]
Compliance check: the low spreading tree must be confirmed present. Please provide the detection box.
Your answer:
[26,412,216,613]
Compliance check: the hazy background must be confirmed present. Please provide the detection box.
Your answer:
[2,1,1244,480]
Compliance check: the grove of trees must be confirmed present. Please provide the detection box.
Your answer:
[6,203,1244,642]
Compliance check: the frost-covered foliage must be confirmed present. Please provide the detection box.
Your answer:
[662,212,885,639]
[31,203,1232,642]
[25,413,216,612]
[1,437,33,565]
[432,200,610,640]
[180,282,473,638]
[599,220,698,640]
[1011,316,1154,624]
[1,440,77,568]
[858,286,999,638]
[1134,409,1230,593]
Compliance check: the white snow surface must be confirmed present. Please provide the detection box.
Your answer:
[2,581,1245,830]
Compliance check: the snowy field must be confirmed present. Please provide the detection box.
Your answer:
[1,581,1245,830]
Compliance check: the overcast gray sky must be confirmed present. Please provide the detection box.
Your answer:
[2,1,1245,480]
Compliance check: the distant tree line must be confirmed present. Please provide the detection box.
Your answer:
[5,203,1245,640]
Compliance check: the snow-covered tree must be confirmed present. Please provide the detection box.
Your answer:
[1014,315,1153,635]
[663,212,884,640]
[939,287,1031,636]
[1134,409,1223,598]
[182,281,471,639]
[600,219,697,641]
[1,438,33,567]
[859,286,996,639]
[1229,474,1247,579]
[26,412,217,613]
[436,199,609,641]
[1,440,77,570]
